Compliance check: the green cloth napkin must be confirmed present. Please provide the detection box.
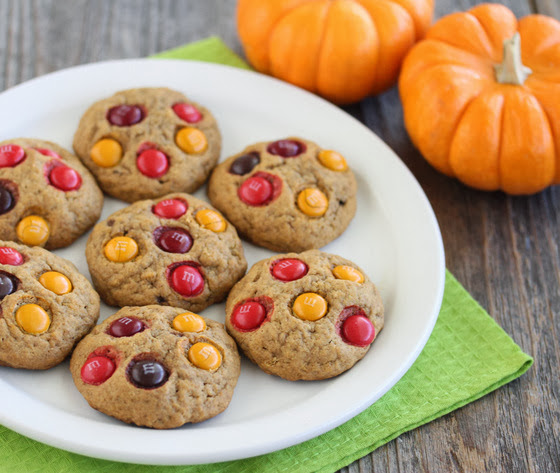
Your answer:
[0,37,532,473]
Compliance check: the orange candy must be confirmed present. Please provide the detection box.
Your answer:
[195,209,226,233]
[104,236,138,262]
[39,271,73,294]
[188,342,222,371]
[15,304,51,334]
[16,216,50,246]
[292,293,328,321]
[175,128,208,154]
[318,150,348,172]
[332,265,364,283]
[90,138,123,167]
[172,312,206,333]
[297,188,328,217]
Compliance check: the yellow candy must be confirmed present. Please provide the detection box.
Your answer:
[104,236,138,262]
[39,271,73,295]
[292,293,328,321]
[188,342,222,371]
[172,312,206,333]
[16,216,50,246]
[15,303,51,334]
[90,138,123,167]
[297,188,328,217]
[332,265,364,283]
[175,127,208,154]
[195,209,226,233]
[318,150,348,172]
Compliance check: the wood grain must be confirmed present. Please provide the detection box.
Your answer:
[1,1,559,472]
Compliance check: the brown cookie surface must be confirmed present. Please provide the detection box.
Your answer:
[225,250,384,381]
[86,193,247,312]
[73,87,221,202]
[207,138,357,252]
[0,138,103,249]
[0,241,100,370]
[70,305,241,429]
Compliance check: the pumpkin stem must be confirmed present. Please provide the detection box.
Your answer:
[494,33,532,85]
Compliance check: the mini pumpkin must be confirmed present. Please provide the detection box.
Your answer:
[237,0,434,104]
[399,3,560,194]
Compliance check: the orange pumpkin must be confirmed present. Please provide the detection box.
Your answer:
[237,0,434,104]
[399,3,560,195]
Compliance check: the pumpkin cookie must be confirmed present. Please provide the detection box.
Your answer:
[225,250,384,381]
[207,138,357,252]
[73,87,221,202]
[70,305,241,429]
[0,241,100,370]
[0,138,103,249]
[86,193,247,312]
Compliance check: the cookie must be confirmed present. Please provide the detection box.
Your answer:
[225,250,384,380]
[86,193,247,312]
[207,138,357,252]
[0,138,103,249]
[73,87,221,202]
[70,305,240,429]
[0,241,100,370]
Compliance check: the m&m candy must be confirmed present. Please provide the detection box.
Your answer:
[104,237,138,262]
[292,293,328,321]
[175,128,207,154]
[81,356,116,385]
[16,216,50,246]
[39,271,73,295]
[188,342,222,371]
[231,301,266,331]
[267,139,305,157]
[0,247,23,265]
[108,316,145,337]
[15,303,51,334]
[168,264,204,297]
[172,103,202,123]
[128,358,168,388]
[270,258,308,282]
[153,198,188,219]
[90,138,123,167]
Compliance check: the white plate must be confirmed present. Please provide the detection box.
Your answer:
[0,59,445,465]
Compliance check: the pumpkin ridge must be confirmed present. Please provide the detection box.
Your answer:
[408,39,494,83]
[531,98,558,184]
[313,0,335,94]
[468,11,506,62]
[266,0,320,75]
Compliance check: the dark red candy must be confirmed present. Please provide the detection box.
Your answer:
[0,186,14,214]
[238,176,272,206]
[153,199,188,219]
[155,228,193,253]
[0,272,18,299]
[107,104,144,126]
[271,258,308,282]
[0,145,25,168]
[169,264,204,297]
[266,139,305,158]
[128,358,168,388]
[342,314,375,347]
[34,148,62,159]
[0,247,23,266]
[137,149,169,178]
[81,356,116,385]
[229,152,260,175]
[108,316,145,337]
[49,166,82,191]
[231,301,266,331]
[172,103,202,123]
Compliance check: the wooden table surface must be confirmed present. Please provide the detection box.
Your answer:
[1,1,559,472]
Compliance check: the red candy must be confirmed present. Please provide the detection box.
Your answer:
[155,227,193,253]
[231,301,266,331]
[34,148,62,159]
[0,145,25,168]
[0,247,23,266]
[80,356,116,385]
[238,176,272,206]
[267,139,306,158]
[169,264,204,297]
[153,199,188,219]
[107,104,144,126]
[49,165,82,191]
[108,317,145,337]
[172,103,202,123]
[341,314,375,347]
[271,258,308,282]
[137,149,169,178]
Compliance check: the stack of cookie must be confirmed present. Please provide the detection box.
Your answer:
[0,87,384,429]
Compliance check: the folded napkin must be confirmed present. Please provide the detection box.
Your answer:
[0,38,532,473]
